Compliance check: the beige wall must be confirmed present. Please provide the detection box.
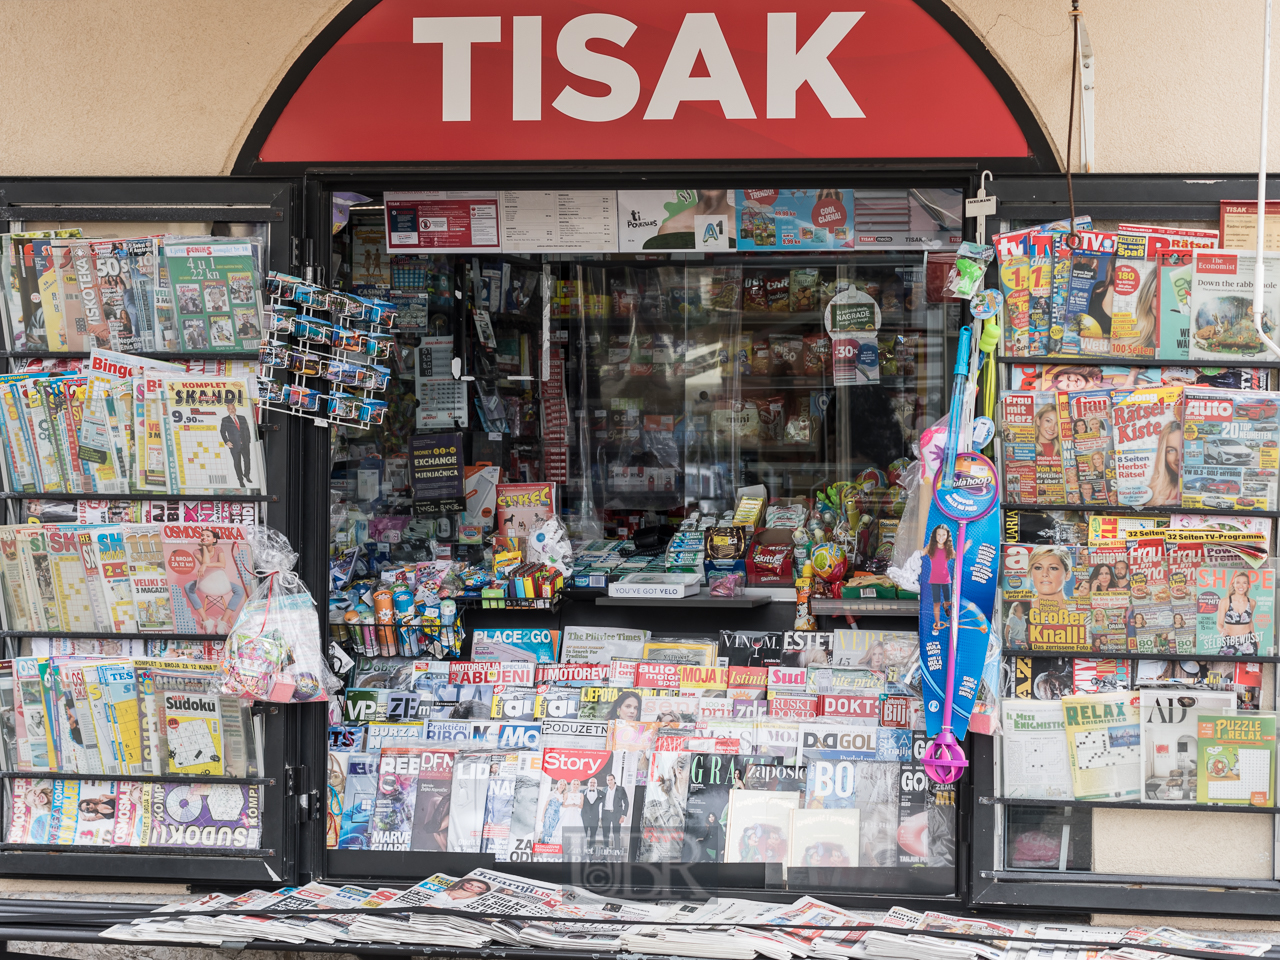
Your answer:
[0,0,1278,176]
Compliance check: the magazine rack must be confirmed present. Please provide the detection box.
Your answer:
[971,173,1280,918]
[0,178,315,887]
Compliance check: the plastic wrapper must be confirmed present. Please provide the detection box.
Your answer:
[888,456,928,592]
[219,526,341,703]
[942,242,994,300]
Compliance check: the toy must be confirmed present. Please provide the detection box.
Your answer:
[810,542,848,584]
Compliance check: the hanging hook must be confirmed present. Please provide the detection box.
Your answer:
[1064,0,1083,249]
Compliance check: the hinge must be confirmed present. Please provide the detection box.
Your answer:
[286,766,319,821]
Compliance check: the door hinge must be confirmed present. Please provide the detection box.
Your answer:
[285,765,319,821]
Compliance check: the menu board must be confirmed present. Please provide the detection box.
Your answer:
[385,192,500,253]
[499,191,618,253]
[1220,200,1280,251]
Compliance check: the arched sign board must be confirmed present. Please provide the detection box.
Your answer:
[236,0,1053,172]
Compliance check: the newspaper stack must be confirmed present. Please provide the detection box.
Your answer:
[100,868,1276,959]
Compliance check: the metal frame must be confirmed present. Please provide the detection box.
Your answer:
[0,176,308,887]
[302,168,978,903]
[976,171,1280,919]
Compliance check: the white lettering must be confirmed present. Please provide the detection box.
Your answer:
[766,12,863,119]
[644,13,755,120]
[513,16,543,120]
[412,17,503,121]
[554,14,640,122]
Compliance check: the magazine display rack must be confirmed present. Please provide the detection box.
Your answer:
[0,178,307,886]
[972,174,1280,916]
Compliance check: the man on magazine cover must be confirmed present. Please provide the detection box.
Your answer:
[581,776,602,851]
[220,401,253,487]
[600,772,628,849]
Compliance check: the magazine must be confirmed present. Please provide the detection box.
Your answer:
[494,482,556,538]
[1182,386,1280,511]
[409,747,454,852]
[1000,699,1073,799]
[163,242,263,353]
[1057,390,1115,506]
[1000,392,1038,504]
[1111,385,1183,507]
[788,808,860,868]
[558,626,648,664]
[1194,562,1276,656]
[1158,251,1196,360]
[160,378,263,495]
[1197,713,1276,806]
[639,751,691,862]
[370,747,422,851]
[533,747,636,862]
[446,750,493,854]
[1139,689,1236,803]
[1064,231,1119,356]
[1061,690,1141,800]
[1189,250,1280,361]
[337,752,378,849]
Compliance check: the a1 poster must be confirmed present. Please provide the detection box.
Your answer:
[736,189,853,250]
[617,190,736,251]
[385,192,500,253]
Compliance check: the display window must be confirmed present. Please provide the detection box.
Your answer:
[320,184,966,902]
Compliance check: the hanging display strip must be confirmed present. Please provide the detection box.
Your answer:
[257,273,396,427]
[384,190,963,255]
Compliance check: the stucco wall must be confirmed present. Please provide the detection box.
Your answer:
[0,0,1278,176]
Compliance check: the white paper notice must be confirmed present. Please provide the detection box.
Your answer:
[499,191,618,253]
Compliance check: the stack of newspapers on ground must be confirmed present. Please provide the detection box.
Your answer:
[101,868,1274,959]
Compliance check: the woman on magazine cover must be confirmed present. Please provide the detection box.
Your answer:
[182,528,246,634]
[1027,545,1073,610]
[1147,421,1184,505]
[1217,570,1260,655]
[560,778,585,860]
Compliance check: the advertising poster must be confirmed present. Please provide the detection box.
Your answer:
[410,433,465,513]
[617,190,736,252]
[385,192,500,253]
[736,189,853,250]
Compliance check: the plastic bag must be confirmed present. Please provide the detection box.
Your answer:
[219,526,341,703]
[888,456,928,593]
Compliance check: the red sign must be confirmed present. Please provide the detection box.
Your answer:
[258,0,1029,163]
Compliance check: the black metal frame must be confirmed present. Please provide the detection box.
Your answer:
[0,176,310,887]
[300,167,978,907]
[970,171,1280,919]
